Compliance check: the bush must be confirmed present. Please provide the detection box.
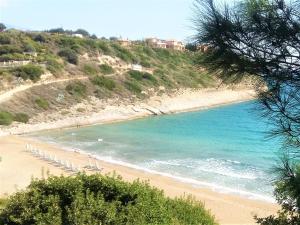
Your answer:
[125,80,142,94]
[90,76,116,90]
[0,174,217,225]
[46,58,63,75]
[82,64,98,75]
[0,45,22,55]
[35,97,49,110]
[13,113,29,123]
[58,48,78,65]
[0,35,11,44]
[66,82,87,98]
[0,111,13,126]
[99,64,114,75]
[14,65,43,82]
[128,70,157,84]
[33,34,46,43]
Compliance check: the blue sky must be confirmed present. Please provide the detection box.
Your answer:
[0,0,196,41]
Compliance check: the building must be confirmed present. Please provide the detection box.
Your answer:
[131,64,143,72]
[145,38,167,49]
[166,40,185,51]
[117,38,131,47]
[72,33,83,38]
[197,44,210,53]
[146,38,184,51]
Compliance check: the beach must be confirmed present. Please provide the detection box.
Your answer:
[0,87,279,225]
[0,135,278,225]
[0,87,256,136]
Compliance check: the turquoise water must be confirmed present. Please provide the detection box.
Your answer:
[33,101,283,202]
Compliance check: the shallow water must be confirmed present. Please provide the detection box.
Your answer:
[32,101,283,202]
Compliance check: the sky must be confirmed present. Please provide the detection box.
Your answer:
[0,0,197,41]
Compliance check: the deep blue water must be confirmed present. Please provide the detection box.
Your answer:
[33,101,283,201]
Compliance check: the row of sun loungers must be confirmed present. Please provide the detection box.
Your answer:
[25,144,103,173]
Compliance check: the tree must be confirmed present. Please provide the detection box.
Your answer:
[0,23,6,32]
[58,48,78,65]
[193,0,300,223]
[74,28,90,37]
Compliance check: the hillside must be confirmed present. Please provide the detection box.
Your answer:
[0,29,253,128]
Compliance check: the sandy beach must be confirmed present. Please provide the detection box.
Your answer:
[0,87,278,225]
[0,135,278,225]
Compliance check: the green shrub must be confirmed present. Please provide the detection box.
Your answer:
[0,174,217,225]
[0,111,13,126]
[58,48,78,65]
[13,113,29,123]
[128,70,157,84]
[66,82,87,98]
[98,41,111,54]
[14,64,43,82]
[0,45,22,54]
[35,97,49,110]
[46,58,63,75]
[90,76,116,90]
[0,198,8,209]
[82,64,98,75]
[99,64,114,74]
[111,43,136,62]
[125,80,142,94]
[0,35,11,44]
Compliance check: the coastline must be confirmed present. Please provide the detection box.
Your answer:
[0,87,256,136]
[0,135,279,225]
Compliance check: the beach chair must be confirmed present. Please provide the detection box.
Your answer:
[95,162,103,172]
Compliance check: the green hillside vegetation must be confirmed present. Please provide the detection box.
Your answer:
[0,29,218,125]
[0,174,217,225]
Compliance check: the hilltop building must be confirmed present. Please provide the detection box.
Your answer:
[145,38,184,51]
[117,38,131,47]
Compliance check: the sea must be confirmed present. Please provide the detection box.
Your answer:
[30,100,284,202]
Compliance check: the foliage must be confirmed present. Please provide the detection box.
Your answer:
[128,70,157,84]
[74,28,90,37]
[193,0,300,223]
[58,48,78,65]
[90,76,116,90]
[66,82,87,98]
[0,174,217,225]
[0,23,6,32]
[33,34,46,43]
[82,64,98,75]
[13,113,29,123]
[0,34,11,44]
[125,80,142,94]
[0,111,14,126]
[0,45,22,55]
[99,64,114,75]
[46,58,63,75]
[35,97,49,110]
[14,64,43,82]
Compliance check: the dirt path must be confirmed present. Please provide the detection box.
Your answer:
[0,76,89,104]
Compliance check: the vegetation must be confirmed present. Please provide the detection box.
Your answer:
[0,111,14,125]
[58,48,78,65]
[194,0,300,223]
[66,82,87,98]
[128,70,157,84]
[82,64,98,75]
[13,64,43,82]
[35,97,49,110]
[99,64,114,75]
[90,76,116,91]
[125,80,142,94]
[0,174,217,225]
[0,23,6,32]
[13,113,29,123]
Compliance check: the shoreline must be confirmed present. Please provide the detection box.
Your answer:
[0,135,279,225]
[0,87,256,136]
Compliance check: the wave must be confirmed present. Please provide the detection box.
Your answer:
[27,136,274,203]
[147,158,260,180]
